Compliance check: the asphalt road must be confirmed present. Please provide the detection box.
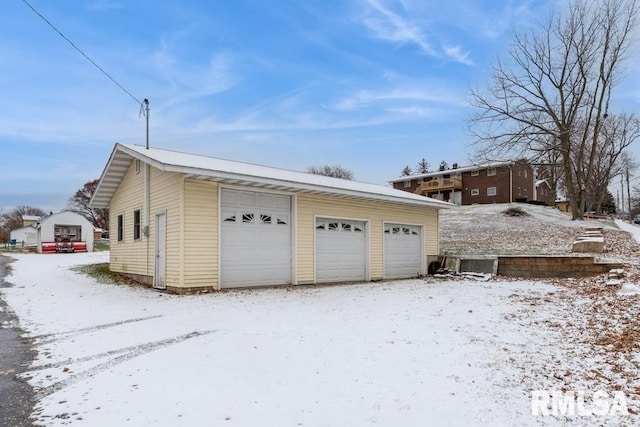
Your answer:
[0,255,35,427]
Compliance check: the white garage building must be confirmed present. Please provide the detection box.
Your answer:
[90,143,451,293]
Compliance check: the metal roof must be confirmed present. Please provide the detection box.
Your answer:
[90,143,453,210]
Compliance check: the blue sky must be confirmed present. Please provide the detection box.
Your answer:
[2,0,639,212]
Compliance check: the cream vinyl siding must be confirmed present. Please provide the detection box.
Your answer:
[147,167,183,288]
[182,179,218,289]
[296,193,439,284]
[109,162,147,276]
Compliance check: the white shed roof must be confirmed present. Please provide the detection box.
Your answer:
[35,211,93,229]
[91,143,452,210]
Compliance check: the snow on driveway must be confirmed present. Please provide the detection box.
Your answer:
[1,252,635,426]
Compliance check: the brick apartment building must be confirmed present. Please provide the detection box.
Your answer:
[389,161,553,206]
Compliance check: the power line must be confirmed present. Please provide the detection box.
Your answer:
[21,0,142,105]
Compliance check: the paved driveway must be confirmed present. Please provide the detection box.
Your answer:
[0,255,35,427]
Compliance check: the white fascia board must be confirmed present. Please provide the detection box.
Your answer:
[117,144,452,209]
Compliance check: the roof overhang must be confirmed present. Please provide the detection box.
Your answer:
[90,143,453,210]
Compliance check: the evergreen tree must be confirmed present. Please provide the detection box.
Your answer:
[401,166,412,176]
[415,158,430,174]
[601,191,617,214]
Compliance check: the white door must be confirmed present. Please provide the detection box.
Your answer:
[453,191,462,205]
[384,223,422,279]
[315,218,366,283]
[220,189,292,288]
[154,212,167,290]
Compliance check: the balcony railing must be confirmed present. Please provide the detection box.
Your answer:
[414,177,463,195]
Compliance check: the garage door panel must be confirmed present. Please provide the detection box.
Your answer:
[384,224,422,279]
[316,219,366,283]
[220,189,291,288]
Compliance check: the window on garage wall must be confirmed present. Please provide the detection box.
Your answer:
[117,214,124,242]
[133,209,141,240]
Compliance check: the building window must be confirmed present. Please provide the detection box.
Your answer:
[471,170,479,176]
[135,159,140,174]
[133,209,141,240]
[260,214,272,224]
[524,169,528,178]
[403,180,411,188]
[471,189,480,196]
[487,187,497,196]
[487,167,497,176]
[117,214,124,242]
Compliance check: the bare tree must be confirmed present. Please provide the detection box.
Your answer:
[306,165,354,180]
[584,114,640,212]
[631,184,640,217]
[534,142,564,204]
[0,206,47,243]
[469,0,639,219]
[68,179,109,231]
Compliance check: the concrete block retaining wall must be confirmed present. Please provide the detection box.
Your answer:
[496,255,624,278]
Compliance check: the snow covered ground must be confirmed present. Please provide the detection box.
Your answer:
[615,219,640,244]
[2,250,639,426]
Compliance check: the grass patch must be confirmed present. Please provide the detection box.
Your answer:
[502,207,530,217]
[94,241,110,252]
[73,263,147,287]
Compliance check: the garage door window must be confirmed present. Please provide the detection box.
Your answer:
[317,220,364,233]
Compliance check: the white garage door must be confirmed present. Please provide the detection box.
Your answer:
[315,218,366,283]
[384,223,422,279]
[220,189,291,288]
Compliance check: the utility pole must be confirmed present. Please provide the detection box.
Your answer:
[621,175,625,220]
[142,99,150,149]
[627,168,632,223]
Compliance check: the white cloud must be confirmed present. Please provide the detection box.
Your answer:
[384,105,435,117]
[329,86,465,112]
[150,31,239,112]
[358,0,476,66]
[443,45,473,66]
[359,0,434,55]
